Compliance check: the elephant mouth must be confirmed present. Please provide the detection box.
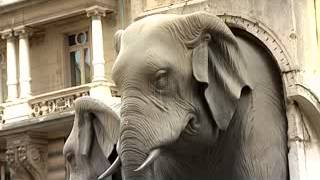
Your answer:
[184,113,199,136]
[98,148,161,180]
[98,113,198,179]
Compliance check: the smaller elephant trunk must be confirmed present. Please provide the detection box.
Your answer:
[99,141,122,179]
[98,157,121,179]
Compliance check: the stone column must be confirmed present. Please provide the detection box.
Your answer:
[0,164,4,180]
[15,27,32,98]
[86,6,107,82]
[1,30,18,101]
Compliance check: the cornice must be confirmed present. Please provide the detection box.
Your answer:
[0,0,50,15]
[0,1,115,31]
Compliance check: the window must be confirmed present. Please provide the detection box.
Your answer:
[67,31,91,86]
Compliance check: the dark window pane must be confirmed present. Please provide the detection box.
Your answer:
[70,51,81,86]
[68,34,76,46]
[77,32,86,44]
[85,31,89,42]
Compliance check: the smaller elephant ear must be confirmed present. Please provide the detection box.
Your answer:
[183,12,251,130]
[114,30,123,55]
[76,96,120,158]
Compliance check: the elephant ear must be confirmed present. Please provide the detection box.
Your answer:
[75,96,120,158]
[114,30,123,55]
[176,12,251,130]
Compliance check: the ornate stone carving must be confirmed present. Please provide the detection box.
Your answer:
[14,26,33,39]
[0,106,3,124]
[30,88,89,117]
[0,29,14,40]
[86,5,109,17]
[5,132,47,180]
[218,14,297,73]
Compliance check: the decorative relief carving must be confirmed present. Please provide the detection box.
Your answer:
[30,90,89,117]
[86,5,111,17]
[110,85,120,97]
[0,107,3,124]
[5,132,47,180]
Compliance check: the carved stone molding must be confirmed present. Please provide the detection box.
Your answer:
[218,14,297,73]
[86,5,109,17]
[14,26,33,39]
[30,86,90,117]
[5,132,47,180]
[1,29,14,41]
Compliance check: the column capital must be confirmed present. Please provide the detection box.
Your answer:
[14,26,33,38]
[86,5,110,17]
[1,29,14,40]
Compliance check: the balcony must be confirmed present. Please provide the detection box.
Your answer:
[29,84,91,117]
[0,81,119,129]
[0,3,121,131]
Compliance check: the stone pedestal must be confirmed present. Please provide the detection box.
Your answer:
[5,132,48,180]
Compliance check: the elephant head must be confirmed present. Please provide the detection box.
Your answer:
[63,96,120,180]
[99,12,253,180]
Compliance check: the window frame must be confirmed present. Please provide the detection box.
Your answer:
[65,29,92,87]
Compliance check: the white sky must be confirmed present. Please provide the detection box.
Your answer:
[0,0,25,6]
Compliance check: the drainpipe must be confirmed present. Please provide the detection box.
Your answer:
[119,0,126,29]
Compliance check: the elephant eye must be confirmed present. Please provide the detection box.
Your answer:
[66,152,75,163]
[154,69,168,90]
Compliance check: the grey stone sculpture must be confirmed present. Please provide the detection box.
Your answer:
[63,96,120,180]
[65,12,288,180]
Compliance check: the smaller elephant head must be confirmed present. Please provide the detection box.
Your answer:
[63,96,120,180]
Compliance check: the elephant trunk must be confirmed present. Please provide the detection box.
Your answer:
[120,115,157,180]
[121,136,153,179]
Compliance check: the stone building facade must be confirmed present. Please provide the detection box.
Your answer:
[0,0,319,180]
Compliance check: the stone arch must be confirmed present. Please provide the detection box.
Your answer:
[218,14,320,124]
[218,14,320,180]
[218,14,296,73]
[218,14,298,92]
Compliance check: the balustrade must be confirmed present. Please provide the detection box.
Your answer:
[29,85,90,117]
[0,82,118,125]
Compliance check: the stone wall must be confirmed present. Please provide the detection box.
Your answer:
[47,139,65,180]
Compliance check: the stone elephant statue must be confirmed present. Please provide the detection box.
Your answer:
[63,96,121,180]
[98,12,288,180]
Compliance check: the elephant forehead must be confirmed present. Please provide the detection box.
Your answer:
[112,38,185,82]
[122,13,178,40]
[112,47,170,82]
